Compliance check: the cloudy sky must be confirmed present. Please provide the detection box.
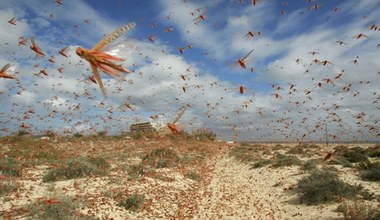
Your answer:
[0,0,379,142]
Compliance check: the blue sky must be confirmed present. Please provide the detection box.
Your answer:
[0,0,379,141]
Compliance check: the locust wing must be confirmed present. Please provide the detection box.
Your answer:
[92,22,136,51]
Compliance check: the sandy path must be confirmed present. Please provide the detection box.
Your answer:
[194,156,283,220]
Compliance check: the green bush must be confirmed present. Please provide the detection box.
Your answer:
[297,169,362,205]
[0,157,21,177]
[43,157,110,182]
[337,201,380,220]
[117,194,145,212]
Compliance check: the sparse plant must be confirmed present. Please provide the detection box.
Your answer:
[128,164,148,180]
[286,146,304,155]
[297,169,363,205]
[191,129,217,141]
[0,181,16,196]
[229,144,262,163]
[142,148,179,168]
[96,130,107,137]
[117,194,146,212]
[45,130,56,138]
[73,132,83,138]
[357,161,380,181]
[343,148,369,163]
[17,129,29,136]
[185,170,201,181]
[365,145,380,158]
[0,157,21,177]
[250,159,272,169]
[337,201,380,220]
[301,159,318,172]
[27,196,91,220]
[272,153,302,168]
[43,156,110,182]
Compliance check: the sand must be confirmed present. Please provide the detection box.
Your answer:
[1,138,379,219]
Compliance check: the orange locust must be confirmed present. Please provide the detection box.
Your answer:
[167,107,186,135]
[235,49,254,69]
[30,37,45,57]
[8,17,16,25]
[353,33,368,39]
[0,63,16,79]
[76,22,135,97]
[251,0,261,6]
[194,10,207,25]
[59,46,69,58]
[18,37,28,46]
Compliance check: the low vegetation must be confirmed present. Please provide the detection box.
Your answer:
[337,201,380,220]
[117,194,146,212]
[0,181,16,196]
[229,144,263,163]
[0,157,21,177]
[185,170,201,181]
[356,161,380,181]
[43,156,110,182]
[297,169,363,205]
[27,196,92,220]
[142,148,179,168]
[272,153,302,168]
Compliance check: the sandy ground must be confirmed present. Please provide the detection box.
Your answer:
[1,138,379,219]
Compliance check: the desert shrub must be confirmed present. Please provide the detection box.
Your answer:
[301,159,318,172]
[0,181,16,196]
[73,132,83,138]
[27,196,91,220]
[117,194,146,212]
[191,129,216,141]
[142,148,179,168]
[0,157,21,177]
[337,201,380,220]
[343,148,369,163]
[272,153,302,168]
[128,164,148,180]
[365,146,380,158]
[297,169,362,205]
[286,146,304,155]
[45,130,56,138]
[43,156,110,182]
[185,170,201,181]
[229,145,262,163]
[327,156,352,167]
[250,159,272,169]
[17,129,29,136]
[334,145,349,153]
[273,144,288,151]
[357,161,380,181]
